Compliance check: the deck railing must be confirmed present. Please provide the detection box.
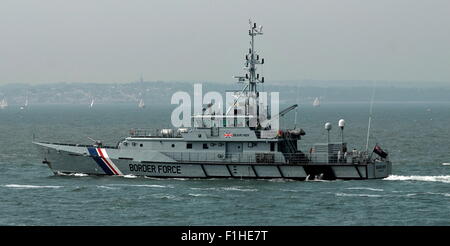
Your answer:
[163,152,286,164]
[162,151,367,164]
[129,128,183,138]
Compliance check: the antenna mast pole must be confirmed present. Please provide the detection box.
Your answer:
[247,19,264,93]
[233,19,265,127]
[234,20,265,92]
[294,84,300,129]
[365,81,376,152]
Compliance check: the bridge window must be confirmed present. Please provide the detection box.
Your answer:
[203,143,209,149]
[186,143,192,149]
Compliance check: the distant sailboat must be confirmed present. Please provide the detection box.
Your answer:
[90,98,95,108]
[20,95,29,110]
[313,97,320,107]
[0,98,8,109]
[138,98,145,109]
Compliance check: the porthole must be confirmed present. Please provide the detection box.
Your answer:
[171,144,175,148]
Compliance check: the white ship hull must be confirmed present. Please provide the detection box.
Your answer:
[35,142,391,180]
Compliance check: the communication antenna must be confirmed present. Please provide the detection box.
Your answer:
[339,119,345,153]
[231,19,265,128]
[234,19,264,93]
[365,81,376,152]
[87,136,103,147]
[294,84,300,129]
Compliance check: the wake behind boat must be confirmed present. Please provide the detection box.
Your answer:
[33,21,392,180]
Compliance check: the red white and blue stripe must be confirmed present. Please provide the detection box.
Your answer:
[87,147,123,175]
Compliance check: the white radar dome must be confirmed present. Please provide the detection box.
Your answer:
[325,122,332,131]
[339,119,345,128]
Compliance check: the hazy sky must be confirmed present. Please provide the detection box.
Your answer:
[1,0,449,85]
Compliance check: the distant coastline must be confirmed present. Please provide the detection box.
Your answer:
[1,80,450,106]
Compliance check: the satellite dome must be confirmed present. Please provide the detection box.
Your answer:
[339,119,345,128]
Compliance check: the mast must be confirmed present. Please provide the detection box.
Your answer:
[235,19,265,93]
[232,19,265,128]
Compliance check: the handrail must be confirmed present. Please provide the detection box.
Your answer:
[35,141,117,149]
[162,151,368,165]
[129,128,184,138]
[163,152,285,164]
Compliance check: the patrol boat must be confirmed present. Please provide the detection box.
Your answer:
[34,21,392,180]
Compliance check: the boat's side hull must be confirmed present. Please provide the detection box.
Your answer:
[35,143,391,180]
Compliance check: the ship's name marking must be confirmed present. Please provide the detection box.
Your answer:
[129,164,181,174]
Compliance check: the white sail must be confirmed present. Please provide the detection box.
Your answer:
[313,97,320,107]
[0,99,8,109]
[138,99,145,108]
[20,96,28,110]
[90,99,95,108]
